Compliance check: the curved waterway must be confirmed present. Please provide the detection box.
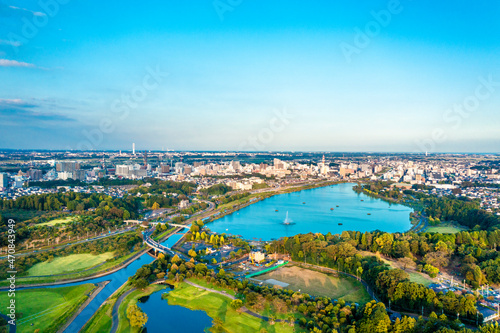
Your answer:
[209,183,413,241]
[137,288,212,332]
[18,233,186,332]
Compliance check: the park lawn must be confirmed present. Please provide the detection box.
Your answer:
[0,284,94,333]
[28,252,115,276]
[407,272,434,286]
[254,266,372,304]
[168,283,301,333]
[116,284,165,333]
[425,224,465,234]
[36,216,78,227]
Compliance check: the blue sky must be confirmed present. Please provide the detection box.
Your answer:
[1,0,499,152]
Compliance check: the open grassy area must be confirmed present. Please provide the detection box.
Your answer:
[35,216,78,227]
[81,302,113,333]
[27,252,115,276]
[407,272,434,286]
[425,223,466,234]
[254,265,372,304]
[36,216,77,227]
[168,282,301,333]
[0,284,94,333]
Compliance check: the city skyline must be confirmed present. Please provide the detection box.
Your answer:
[1,1,499,152]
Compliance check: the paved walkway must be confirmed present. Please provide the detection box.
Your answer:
[110,288,135,333]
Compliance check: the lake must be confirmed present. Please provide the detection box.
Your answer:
[208,183,413,241]
[138,288,212,332]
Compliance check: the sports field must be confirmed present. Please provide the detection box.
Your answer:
[28,252,115,276]
[254,265,372,304]
[0,284,94,333]
[36,216,78,227]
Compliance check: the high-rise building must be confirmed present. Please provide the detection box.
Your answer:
[116,165,130,177]
[0,173,9,188]
[132,143,135,155]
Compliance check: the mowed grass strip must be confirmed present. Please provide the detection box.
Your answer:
[36,216,78,227]
[28,252,115,276]
[167,283,299,333]
[0,284,94,333]
[254,266,372,304]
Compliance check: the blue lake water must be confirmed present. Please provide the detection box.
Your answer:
[208,183,413,241]
[138,288,212,332]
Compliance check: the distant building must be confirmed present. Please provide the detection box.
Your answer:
[179,200,190,210]
[478,306,499,322]
[27,169,43,181]
[250,251,266,263]
[0,173,9,188]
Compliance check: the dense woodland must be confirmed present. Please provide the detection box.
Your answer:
[268,232,485,325]
[199,183,232,197]
[128,252,500,333]
[0,192,140,247]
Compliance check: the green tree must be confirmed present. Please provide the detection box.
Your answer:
[127,304,148,328]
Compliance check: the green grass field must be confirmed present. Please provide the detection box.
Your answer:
[254,265,372,304]
[28,252,115,276]
[0,284,94,333]
[36,216,78,227]
[425,224,465,234]
[168,283,301,333]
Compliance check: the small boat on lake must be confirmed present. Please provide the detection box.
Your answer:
[338,223,343,225]
[275,210,279,212]
[330,208,334,210]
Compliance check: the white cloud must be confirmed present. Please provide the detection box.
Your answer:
[8,5,46,17]
[0,39,21,47]
[0,59,35,67]
[0,99,25,105]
